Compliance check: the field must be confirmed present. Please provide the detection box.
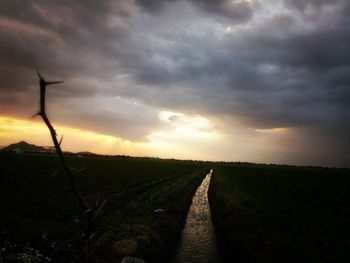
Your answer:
[0,152,209,262]
[3,152,350,263]
[209,165,350,263]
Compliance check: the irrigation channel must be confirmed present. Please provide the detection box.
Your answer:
[173,169,223,263]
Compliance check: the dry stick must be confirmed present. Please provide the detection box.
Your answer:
[35,72,110,262]
[36,71,87,210]
[36,71,93,262]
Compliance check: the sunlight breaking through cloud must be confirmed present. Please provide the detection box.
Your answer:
[156,111,222,140]
[0,115,148,156]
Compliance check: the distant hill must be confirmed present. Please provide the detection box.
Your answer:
[76,151,98,156]
[2,141,52,153]
[2,141,98,156]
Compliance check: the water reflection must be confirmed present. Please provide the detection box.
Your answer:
[174,169,222,263]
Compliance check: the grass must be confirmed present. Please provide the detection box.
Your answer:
[0,152,208,262]
[209,165,350,263]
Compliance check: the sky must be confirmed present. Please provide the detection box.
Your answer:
[0,0,349,167]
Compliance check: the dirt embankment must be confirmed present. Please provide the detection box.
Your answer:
[103,169,209,262]
[136,169,208,262]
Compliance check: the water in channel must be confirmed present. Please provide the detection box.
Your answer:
[173,169,222,263]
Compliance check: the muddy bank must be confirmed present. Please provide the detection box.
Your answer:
[208,169,254,263]
[132,169,208,262]
[208,171,236,263]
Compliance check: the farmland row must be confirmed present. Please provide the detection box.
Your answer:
[0,152,209,262]
[209,165,350,263]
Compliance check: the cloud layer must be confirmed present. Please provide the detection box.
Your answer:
[0,0,349,166]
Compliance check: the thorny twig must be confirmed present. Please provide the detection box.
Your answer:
[34,72,111,262]
[35,71,87,209]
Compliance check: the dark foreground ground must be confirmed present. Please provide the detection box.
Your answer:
[0,152,209,262]
[209,165,350,263]
[2,152,349,263]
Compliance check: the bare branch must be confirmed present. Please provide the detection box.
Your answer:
[34,71,118,263]
[46,80,64,85]
[59,135,64,146]
[36,71,87,209]
[36,70,43,80]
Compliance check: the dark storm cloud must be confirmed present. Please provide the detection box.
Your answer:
[136,0,253,22]
[0,0,349,165]
[284,0,343,11]
[0,0,160,139]
[105,0,350,166]
[0,0,132,83]
[50,97,160,141]
[109,0,350,131]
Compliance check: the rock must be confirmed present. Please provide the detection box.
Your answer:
[112,240,138,256]
[121,256,146,263]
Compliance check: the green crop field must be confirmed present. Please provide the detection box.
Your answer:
[209,165,350,263]
[0,152,209,262]
[3,152,349,263]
